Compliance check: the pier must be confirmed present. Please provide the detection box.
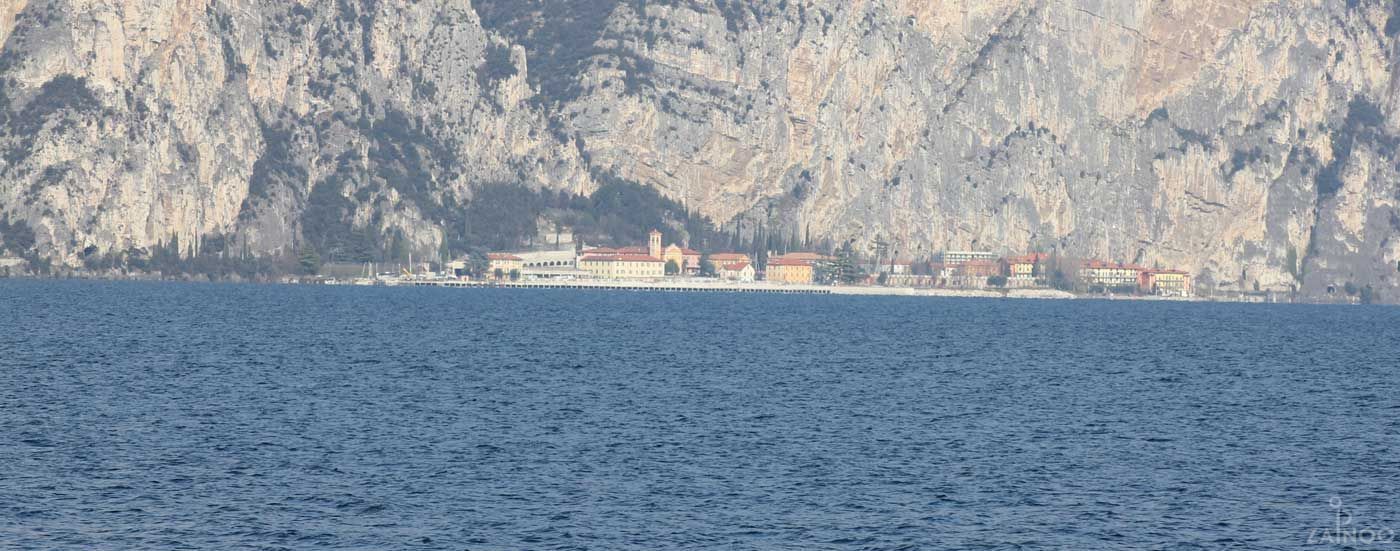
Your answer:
[401,280,832,294]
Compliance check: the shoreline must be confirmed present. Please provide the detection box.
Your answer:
[1,275,1333,304]
[380,277,1197,301]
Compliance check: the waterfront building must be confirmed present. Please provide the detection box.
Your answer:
[861,258,913,274]
[496,249,587,279]
[487,253,524,278]
[582,246,648,256]
[706,253,751,273]
[512,250,577,269]
[883,274,938,287]
[578,254,665,279]
[927,262,953,287]
[663,244,702,274]
[951,259,1001,288]
[584,230,699,277]
[446,260,468,278]
[1139,269,1192,296]
[772,252,835,264]
[1080,260,1142,290]
[766,258,815,284]
[716,261,755,282]
[936,251,999,266]
[1002,253,1050,288]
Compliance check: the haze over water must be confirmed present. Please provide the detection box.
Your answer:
[2,280,1397,549]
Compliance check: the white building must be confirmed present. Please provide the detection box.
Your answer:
[514,250,578,270]
[717,261,755,282]
[935,251,999,266]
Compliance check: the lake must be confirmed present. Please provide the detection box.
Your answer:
[1,280,1397,549]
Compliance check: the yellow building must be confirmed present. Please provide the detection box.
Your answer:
[1001,253,1050,288]
[662,244,702,274]
[1079,261,1142,289]
[771,252,834,264]
[765,258,814,284]
[487,253,523,278]
[1140,269,1191,296]
[578,254,665,279]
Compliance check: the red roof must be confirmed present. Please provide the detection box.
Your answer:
[708,253,750,261]
[1082,260,1146,272]
[767,258,812,267]
[584,246,649,255]
[487,253,523,261]
[720,262,750,271]
[773,252,832,262]
[580,254,663,263]
[1005,253,1051,264]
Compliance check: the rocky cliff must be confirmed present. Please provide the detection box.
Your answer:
[1,0,1398,301]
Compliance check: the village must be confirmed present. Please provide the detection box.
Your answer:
[401,229,1196,298]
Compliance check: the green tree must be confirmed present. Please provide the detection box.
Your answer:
[508,268,521,281]
[493,268,505,280]
[698,254,715,276]
[465,250,490,278]
[665,259,680,275]
[298,248,322,275]
[0,218,38,257]
[832,241,865,284]
[987,275,1008,288]
[814,260,836,284]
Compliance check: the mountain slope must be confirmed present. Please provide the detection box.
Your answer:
[1,0,1398,301]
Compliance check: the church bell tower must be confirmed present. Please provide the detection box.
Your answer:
[649,229,663,259]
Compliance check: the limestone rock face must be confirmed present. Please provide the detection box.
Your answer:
[2,0,1399,301]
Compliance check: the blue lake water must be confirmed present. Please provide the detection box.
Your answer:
[1,280,1398,549]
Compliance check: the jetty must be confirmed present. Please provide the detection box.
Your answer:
[399,279,832,295]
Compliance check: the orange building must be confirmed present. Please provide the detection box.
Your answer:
[771,252,834,264]
[766,258,815,284]
[1139,269,1192,296]
[951,260,1001,288]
